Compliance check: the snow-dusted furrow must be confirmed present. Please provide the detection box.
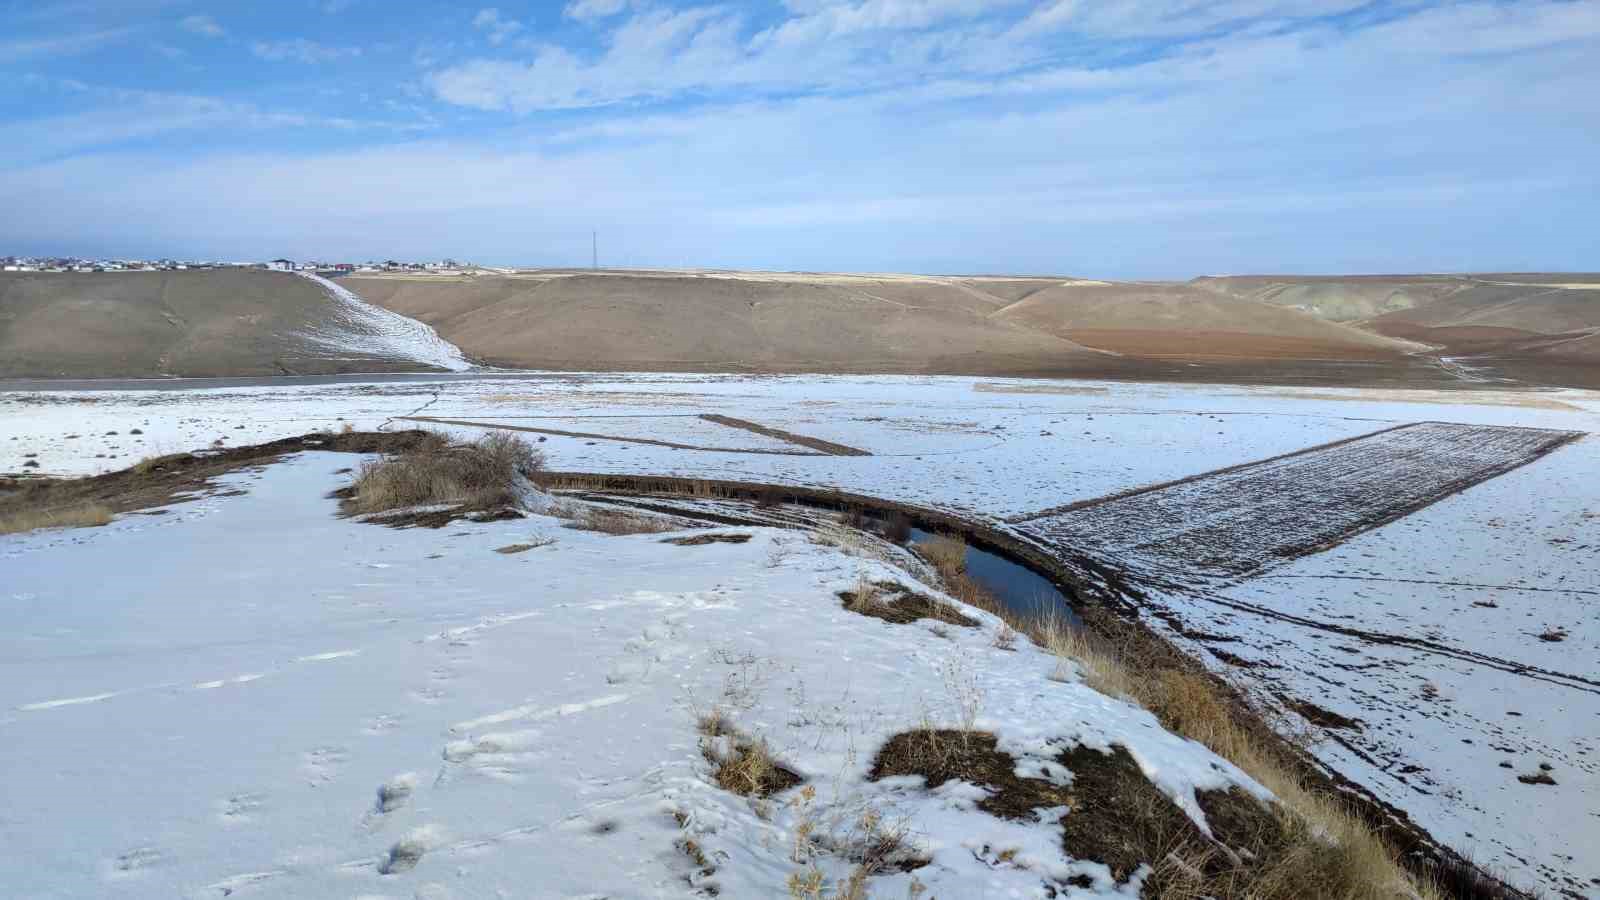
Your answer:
[295,272,472,372]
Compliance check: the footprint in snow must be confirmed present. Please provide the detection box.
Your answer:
[410,686,448,705]
[106,846,168,879]
[301,745,351,785]
[379,825,444,875]
[363,713,404,735]
[217,792,267,824]
[375,773,418,814]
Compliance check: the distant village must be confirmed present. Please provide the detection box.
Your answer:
[1,255,471,274]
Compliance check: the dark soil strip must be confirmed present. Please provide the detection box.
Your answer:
[698,414,871,456]
[401,415,826,455]
[839,582,978,627]
[1010,422,1417,522]
[662,532,751,545]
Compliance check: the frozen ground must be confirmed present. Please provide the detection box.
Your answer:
[3,372,1598,896]
[2,452,1264,899]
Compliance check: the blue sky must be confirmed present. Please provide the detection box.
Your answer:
[1,0,1596,277]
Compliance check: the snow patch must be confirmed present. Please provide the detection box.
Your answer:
[295,272,471,371]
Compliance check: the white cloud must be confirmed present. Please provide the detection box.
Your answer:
[179,14,225,38]
[472,8,526,46]
[0,28,131,62]
[1015,0,1372,38]
[755,0,1012,47]
[2,80,433,170]
[565,0,629,23]
[251,38,362,63]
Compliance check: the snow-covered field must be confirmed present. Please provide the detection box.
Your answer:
[3,452,1264,899]
[4,372,1598,896]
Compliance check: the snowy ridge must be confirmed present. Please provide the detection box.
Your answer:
[295,271,472,371]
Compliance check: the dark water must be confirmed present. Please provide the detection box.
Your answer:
[910,528,1081,627]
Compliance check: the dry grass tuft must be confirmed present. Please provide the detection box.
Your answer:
[343,431,543,516]
[0,502,113,535]
[870,729,1072,821]
[917,534,968,575]
[837,580,978,628]
[706,734,803,798]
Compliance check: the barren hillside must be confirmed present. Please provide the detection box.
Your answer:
[1190,274,1468,322]
[341,272,1114,375]
[991,281,1421,359]
[0,270,464,378]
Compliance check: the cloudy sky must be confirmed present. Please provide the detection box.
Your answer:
[1,0,1596,276]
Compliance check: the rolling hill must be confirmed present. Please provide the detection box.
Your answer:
[0,269,466,378]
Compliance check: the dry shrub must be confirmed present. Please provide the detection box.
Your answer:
[844,572,880,612]
[696,704,802,799]
[343,432,542,515]
[706,735,802,798]
[0,502,113,535]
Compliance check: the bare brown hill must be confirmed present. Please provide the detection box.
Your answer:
[0,269,454,378]
[1369,283,1600,335]
[991,281,1420,359]
[1189,273,1600,384]
[341,272,1117,375]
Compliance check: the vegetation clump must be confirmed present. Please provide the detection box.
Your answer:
[342,431,543,517]
[697,713,803,799]
[0,502,113,535]
[837,579,977,627]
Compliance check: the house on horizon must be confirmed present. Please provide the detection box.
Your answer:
[266,259,295,271]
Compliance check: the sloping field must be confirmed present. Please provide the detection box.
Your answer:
[341,272,1115,375]
[1190,274,1466,322]
[1370,282,1600,335]
[992,281,1419,359]
[1014,422,1582,582]
[0,270,465,377]
[1195,274,1600,377]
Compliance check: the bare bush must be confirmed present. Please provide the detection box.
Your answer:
[343,432,542,515]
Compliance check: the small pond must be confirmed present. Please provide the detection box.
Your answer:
[909,527,1081,628]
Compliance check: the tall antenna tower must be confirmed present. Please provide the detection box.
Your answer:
[592,231,597,270]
